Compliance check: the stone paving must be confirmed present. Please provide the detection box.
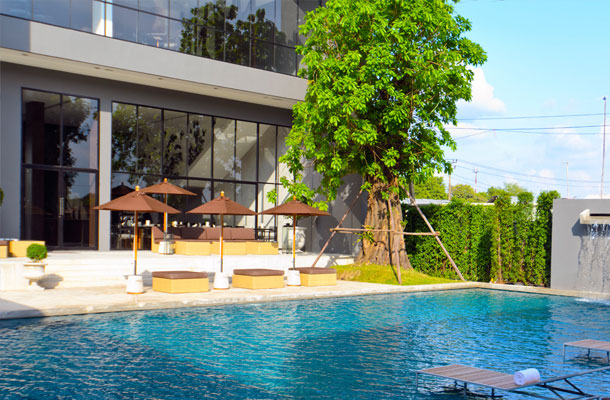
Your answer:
[1,280,609,320]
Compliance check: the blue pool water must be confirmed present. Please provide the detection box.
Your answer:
[1,289,610,399]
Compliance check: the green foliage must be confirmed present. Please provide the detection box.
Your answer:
[451,184,487,202]
[335,263,456,285]
[404,191,558,286]
[26,243,47,262]
[487,182,529,197]
[282,0,486,204]
[0,187,3,206]
[413,176,447,200]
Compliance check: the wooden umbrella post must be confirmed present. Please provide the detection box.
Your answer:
[163,178,168,232]
[292,214,296,270]
[133,210,138,276]
[220,214,224,273]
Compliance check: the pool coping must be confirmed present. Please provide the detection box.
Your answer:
[1,281,609,320]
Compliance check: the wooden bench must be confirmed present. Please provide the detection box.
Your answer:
[232,269,284,289]
[152,271,209,293]
[296,267,337,286]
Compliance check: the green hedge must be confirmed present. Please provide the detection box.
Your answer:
[403,191,560,286]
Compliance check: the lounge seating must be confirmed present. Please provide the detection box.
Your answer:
[296,267,337,286]
[232,268,284,289]
[152,270,209,293]
[151,226,278,256]
[416,363,610,399]
[8,240,45,257]
[0,240,8,258]
[564,339,610,362]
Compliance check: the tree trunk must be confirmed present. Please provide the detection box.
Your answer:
[356,178,409,267]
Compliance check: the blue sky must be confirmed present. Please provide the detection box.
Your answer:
[444,0,610,198]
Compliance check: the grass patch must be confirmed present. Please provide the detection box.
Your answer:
[335,263,457,286]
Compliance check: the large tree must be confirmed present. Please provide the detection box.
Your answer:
[281,0,486,265]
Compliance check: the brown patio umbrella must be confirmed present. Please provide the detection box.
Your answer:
[94,186,180,275]
[140,178,196,232]
[186,191,255,273]
[261,197,330,269]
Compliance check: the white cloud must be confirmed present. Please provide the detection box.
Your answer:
[457,67,506,118]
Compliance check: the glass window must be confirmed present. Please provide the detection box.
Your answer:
[169,0,198,20]
[137,106,162,175]
[257,183,276,231]
[196,0,224,30]
[22,90,61,166]
[258,124,275,183]
[138,10,169,48]
[177,179,213,226]
[33,0,69,27]
[187,114,212,178]
[297,0,318,46]
[276,0,296,45]
[225,0,250,32]
[22,168,59,245]
[111,4,137,42]
[235,183,256,228]
[275,44,296,75]
[225,31,249,65]
[163,110,187,177]
[70,0,92,32]
[252,0,275,41]
[111,103,138,173]
[252,39,273,71]
[214,181,235,226]
[139,0,169,16]
[62,171,97,248]
[113,0,137,8]
[62,95,99,169]
[235,121,257,182]
[0,0,32,19]
[169,18,188,51]
[213,118,235,180]
[277,126,290,180]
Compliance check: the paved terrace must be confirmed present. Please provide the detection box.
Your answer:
[2,280,610,320]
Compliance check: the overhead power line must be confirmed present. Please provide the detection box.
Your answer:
[458,113,604,121]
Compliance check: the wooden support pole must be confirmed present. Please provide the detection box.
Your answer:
[311,189,363,268]
[387,197,402,284]
[408,194,466,281]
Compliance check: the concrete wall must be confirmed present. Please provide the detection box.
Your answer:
[551,198,610,293]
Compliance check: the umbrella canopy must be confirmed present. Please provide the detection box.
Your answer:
[261,197,329,270]
[140,178,196,231]
[95,188,180,275]
[187,191,255,274]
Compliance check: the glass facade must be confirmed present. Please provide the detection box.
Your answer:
[111,101,290,249]
[21,89,99,249]
[0,0,325,76]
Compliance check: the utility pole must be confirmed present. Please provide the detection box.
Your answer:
[565,161,569,198]
[473,168,479,193]
[602,96,607,198]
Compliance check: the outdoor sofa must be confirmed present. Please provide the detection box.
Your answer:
[150,226,278,256]
[296,267,337,286]
[232,268,285,289]
[152,270,209,293]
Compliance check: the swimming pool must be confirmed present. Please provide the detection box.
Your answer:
[0,289,609,399]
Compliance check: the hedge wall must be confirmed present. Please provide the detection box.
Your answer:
[402,191,560,286]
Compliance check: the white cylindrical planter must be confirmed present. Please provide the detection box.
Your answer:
[214,272,230,290]
[23,263,46,290]
[286,269,301,286]
[126,275,144,294]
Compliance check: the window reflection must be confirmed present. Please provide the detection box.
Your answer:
[62,96,99,169]
[164,110,188,177]
[70,0,93,32]
[22,90,61,166]
[137,107,162,177]
[138,10,169,48]
[236,121,257,181]
[235,183,256,228]
[111,103,138,174]
[33,0,69,27]
[259,124,276,183]
[213,118,235,180]
[187,114,212,178]
[0,0,32,19]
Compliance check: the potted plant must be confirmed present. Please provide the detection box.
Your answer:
[23,243,47,290]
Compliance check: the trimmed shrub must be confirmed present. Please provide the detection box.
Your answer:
[26,243,47,262]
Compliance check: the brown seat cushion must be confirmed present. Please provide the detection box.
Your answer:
[0,240,8,246]
[233,268,284,277]
[180,227,205,240]
[152,271,208,279]
[151,226,164,243]
[229,228,255,241]
[167,226,182,239]
[296,267,337,275]
[203,227,221,240]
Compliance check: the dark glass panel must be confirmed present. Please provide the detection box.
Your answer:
[113,0,137,8]
[22,90,61,166]
[235,183,256,228]
[70,0,92,32]
[258,124,275,183]
[225,0,250,33]
[225,31,249,65]
[169,18,186,51]
[0,0,32,19]
[169,0,198,20]
[110,172,135,249]
[276,0,297,45]
[275,44,296,75]
[252,39,273,71]
[137,106,162,176]
[213,118,235,180]
[163,110,187,177]
[139,0,169,16]
[213,181,235,226]
[196,25,224,59]
[138,10,169,48]
[252,0,275,41]
[196,0,225,30]
[235,121,257,181]
[33,0,69,27]
[174,179,212,226]
[62,171,97,248]
[111,103,138,174]
[111,4,137,42]
[257,183,277,233]
[23,168,58,245]
[62,96,99,169]
[297,0,318,45]
[187,114,212,178]
[277,125,290,180]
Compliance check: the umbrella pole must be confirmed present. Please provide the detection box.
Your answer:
[133,210,138,275]
[220,215,224,273]
[164,194,168,233]
[292,215,296,270]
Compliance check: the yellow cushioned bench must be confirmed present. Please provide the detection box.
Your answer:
[152,271,209,293]
[8,240,45,257]
[296,267,337,287]
[232,268,284,289]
